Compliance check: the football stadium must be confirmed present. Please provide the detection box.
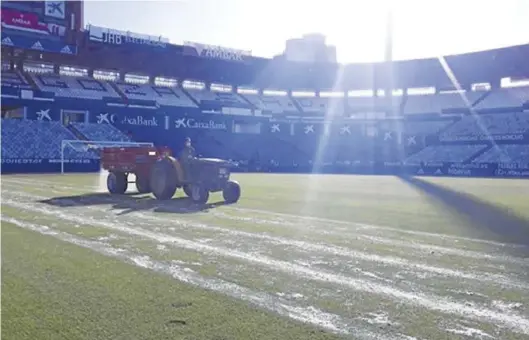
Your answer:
[1,1,529,340]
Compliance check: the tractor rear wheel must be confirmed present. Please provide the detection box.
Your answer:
[222,180,241,203]
[150,157,178,200]
[107,172,128,195]
[135,174,151,194]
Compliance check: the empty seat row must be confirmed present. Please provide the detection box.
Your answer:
[1,119,97,160]
[115,83,197,107]
[33,74,120,99]
[475,87,529,109]
[71,122,131,142]
[1,71,30,89]
[404,144,487,165]
[441,111,529,140]
[473,145,529,165]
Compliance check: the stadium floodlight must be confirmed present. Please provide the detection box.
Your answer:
[60,139,154,174]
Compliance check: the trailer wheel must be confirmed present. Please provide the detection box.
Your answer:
[222,180,241,203]
[107,172,128,195]
[150,157,178,200]
[135,174,151,194]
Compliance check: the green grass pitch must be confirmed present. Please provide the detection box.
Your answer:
[2,173,529,340]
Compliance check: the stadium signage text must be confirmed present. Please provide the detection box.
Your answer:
[88,25,168,48]
[121,115,159,127]
[101,33,167,47]
[1,9,66,36]
[1,158,43,164]
[185,41,251,62]
[440,134,524,142]
[48,159,92,164]
[448,163,488,169]
[174,118,227,130]
[494,168,529,177]
[498,162,529,170]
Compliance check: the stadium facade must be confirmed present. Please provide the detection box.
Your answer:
[1,1,529,177]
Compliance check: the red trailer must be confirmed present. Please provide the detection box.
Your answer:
[100,145,172,194]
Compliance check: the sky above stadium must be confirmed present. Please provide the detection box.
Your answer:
[84,0,529,63]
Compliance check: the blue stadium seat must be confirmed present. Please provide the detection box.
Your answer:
[473,145,529,165]
[115,82,197,107]
[242,93,299,114]
[1,71,31,89]
[440,112,529,141]
[1,119,98,160]
[32,74,120,100]
[476,87,529,109]
[72,122,131,142]
[404,144,487,165]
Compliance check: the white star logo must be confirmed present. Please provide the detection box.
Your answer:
[407,136,417,145]
[270,124,280,132]
[36,109,51,121]
[96,113,110,124]
[174,118,187,128]
[384,131,392,140]
[340,125,351,135]
[304,125,314,134]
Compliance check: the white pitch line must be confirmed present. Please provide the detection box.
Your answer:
[3,195,529,335]
[4,216,391,340]
[3,185,528,286]
[3,186,527,288]
[5,176,526,250]
[3,178,528,271]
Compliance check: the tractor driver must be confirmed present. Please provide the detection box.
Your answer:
[180,137,196,180]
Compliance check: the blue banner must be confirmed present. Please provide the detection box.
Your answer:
[1,158,99,174]
[1,32,77,55]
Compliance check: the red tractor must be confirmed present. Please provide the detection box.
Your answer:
[100,146,241,204]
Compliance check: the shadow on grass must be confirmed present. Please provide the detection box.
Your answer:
[398,176,529,252]
[39,192,229,215]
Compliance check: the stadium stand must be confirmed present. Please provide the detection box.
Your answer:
[114,83,198,107]
[381,120,455,135]
[32,74,120,100]
[71,122,131,142]
[404,145,488,165]
[473,145,529,165]
[242,93,299,114]
[1,119,97,160]
[347,95,377,112]
[440,111,529,141]
[186,89,248,108]
[475,87,529,109]
[1,71,31,89]
[293,96,345,116]
[1,23,528,177]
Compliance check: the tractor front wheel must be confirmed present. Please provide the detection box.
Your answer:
[222,180,241,203]
[107,172,128,195]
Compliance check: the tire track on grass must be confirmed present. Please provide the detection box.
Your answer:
[3,186,528,290]
[4,179,528,268]
[3,194,529,335]
[4,216,384,339]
